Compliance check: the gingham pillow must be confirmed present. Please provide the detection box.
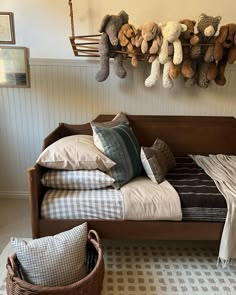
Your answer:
[92,123,142,189]
[41,169,115,189]
[11,223,88,287]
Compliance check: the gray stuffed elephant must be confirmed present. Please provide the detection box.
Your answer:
[96,11,129,82]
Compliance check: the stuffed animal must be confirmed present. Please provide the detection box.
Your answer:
[159,21,187,88]
[159,21,187,65]
[118,23,139,67]
[135,21,161,62]
[135,22,162,87]
[168,19,198,84]
[179,19,197,78]
[190,13,221,88]
[95,11,129,82]
[136,22,162,87]
[214,23,236,85]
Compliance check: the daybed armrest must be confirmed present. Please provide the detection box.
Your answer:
[27,164,45,238]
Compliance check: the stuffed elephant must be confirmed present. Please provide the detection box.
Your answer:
[95,11,129,82]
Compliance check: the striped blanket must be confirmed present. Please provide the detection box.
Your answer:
[166,156,227,222]
[190,154,236,267]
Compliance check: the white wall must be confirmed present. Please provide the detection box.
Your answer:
[1,0,236,58]
[0,1,235,195]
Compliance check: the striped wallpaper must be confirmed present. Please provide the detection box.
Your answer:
[0,59,236,196]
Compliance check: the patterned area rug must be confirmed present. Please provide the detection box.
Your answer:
[1,240,236,295]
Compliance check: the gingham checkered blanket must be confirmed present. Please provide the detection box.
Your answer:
[41,189,124,220]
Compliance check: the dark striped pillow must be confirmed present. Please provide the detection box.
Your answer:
[92,123,142,189]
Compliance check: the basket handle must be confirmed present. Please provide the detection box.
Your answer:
[88,230,101,245]
[6,255,18,279]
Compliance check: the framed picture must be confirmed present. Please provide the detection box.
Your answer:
[0,46,30,88]
[0,12,15,44]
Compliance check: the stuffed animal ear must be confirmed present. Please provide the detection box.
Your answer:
[198,13,207,22]
[215,16,222,23]
[99,14,111,33]
[118,10,129,25]
[158,22,166,30]
[181,24,187,32]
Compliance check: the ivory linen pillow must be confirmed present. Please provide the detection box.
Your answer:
[36,135,115,171]
[11,223,88,287]
[141,138,176,184]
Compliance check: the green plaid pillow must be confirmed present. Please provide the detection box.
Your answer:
[92,123,142,189]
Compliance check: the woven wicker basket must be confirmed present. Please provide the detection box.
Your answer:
[6,230,105,295]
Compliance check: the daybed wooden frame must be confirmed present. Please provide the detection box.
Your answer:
[28,115,236,239]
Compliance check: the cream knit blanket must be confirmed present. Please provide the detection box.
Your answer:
[190,154,236,267]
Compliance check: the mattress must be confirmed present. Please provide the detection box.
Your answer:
[41,156,227,221]
[166,156,227,222]
[41,189,123,220]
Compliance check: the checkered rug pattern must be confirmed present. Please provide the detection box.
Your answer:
[1,240,236,295]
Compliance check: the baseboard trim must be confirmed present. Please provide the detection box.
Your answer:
[0,191,29,199]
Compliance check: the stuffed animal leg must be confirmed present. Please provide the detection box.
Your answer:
[207,62,218,80]
[197,62,210,88]
[181,58,194,78]
[96,34,110,82]
[113,53,127,78]
[215,58,227,86]
[163,59,174,88]
[145,57,161,87]
[169,62,181,79]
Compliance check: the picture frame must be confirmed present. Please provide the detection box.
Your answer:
[0,12,15,44]
[0,46,30,88]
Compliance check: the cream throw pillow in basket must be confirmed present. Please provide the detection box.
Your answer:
[11,223,88,287]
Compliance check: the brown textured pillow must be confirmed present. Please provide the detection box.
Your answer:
[140,138,176,184]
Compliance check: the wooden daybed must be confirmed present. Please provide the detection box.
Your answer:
[28,115,236,239]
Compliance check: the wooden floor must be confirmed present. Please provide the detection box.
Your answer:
[0,198,31,253]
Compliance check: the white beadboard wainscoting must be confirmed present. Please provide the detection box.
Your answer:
[0,58,236,196]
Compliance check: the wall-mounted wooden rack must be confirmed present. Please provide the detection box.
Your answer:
[68,0,219,58]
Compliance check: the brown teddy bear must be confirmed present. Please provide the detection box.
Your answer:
[180,19,198,78]
[214,23,236,85]
[169,19,198,82]
[118,23,139,67]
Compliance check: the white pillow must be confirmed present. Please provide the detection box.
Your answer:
[41,169,115,189]
[11,223,88,287]
[36,135,115,171]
